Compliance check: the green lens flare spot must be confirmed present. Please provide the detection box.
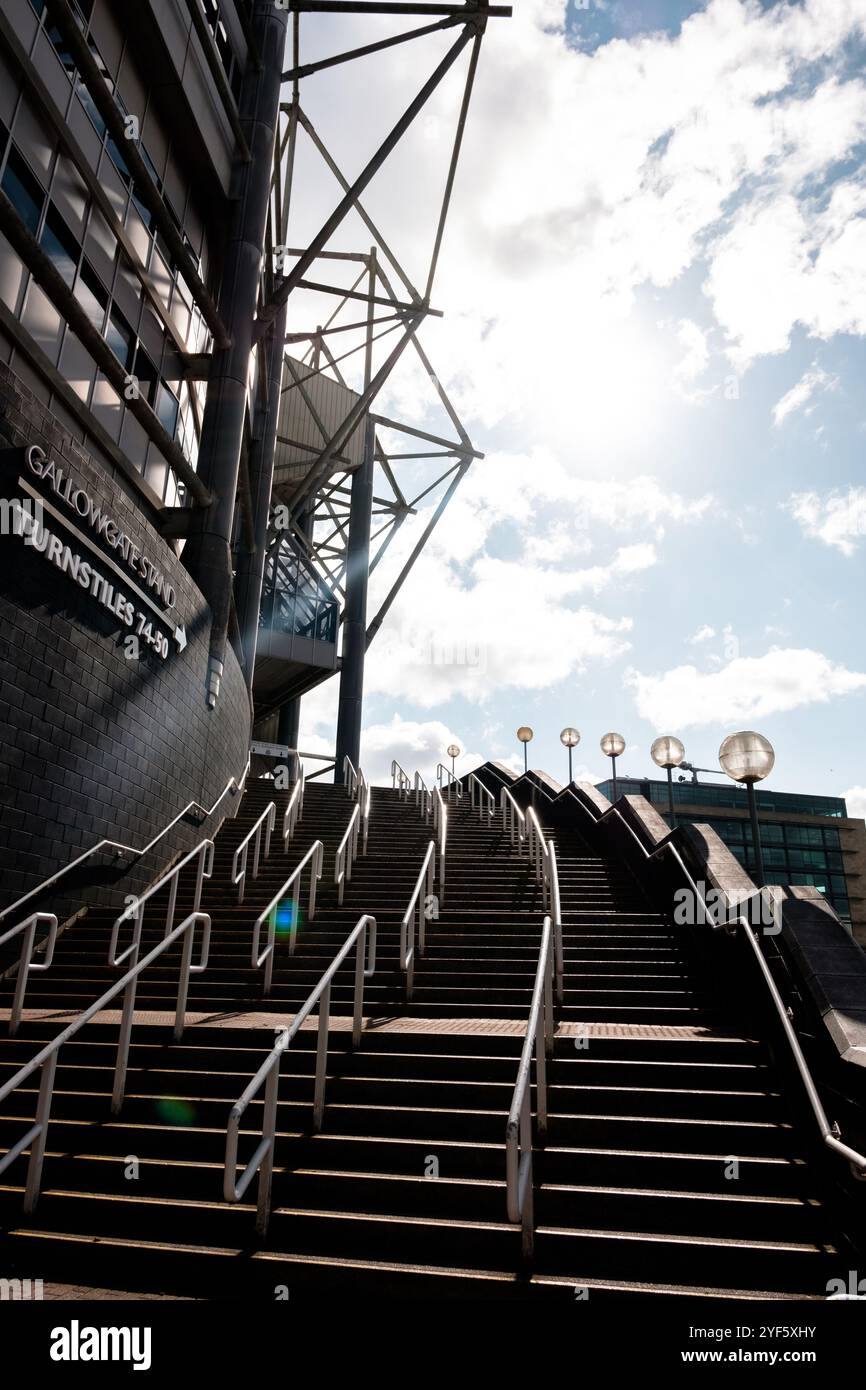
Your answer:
[155,1097,196,1126]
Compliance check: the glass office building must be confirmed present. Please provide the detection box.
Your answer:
[597,777,862,931]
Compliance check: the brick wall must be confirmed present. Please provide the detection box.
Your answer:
[0,360,251,927]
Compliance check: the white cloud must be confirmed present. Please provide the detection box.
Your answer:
[359,715,482,787]
[673,317,711,395]
[358,452,708,705]
[688,624,716,644]
[842,785,866,820]
[626,647,866,728]
[772,365,839,426]
[293,0,866,456]
[784,487,866,555]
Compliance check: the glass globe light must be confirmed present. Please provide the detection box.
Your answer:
[560,727,580,748]
[719,731,775,784]
[600,732,625,758]
[446,744,460,760]
[651,735,685,769]
[516,726,533,744]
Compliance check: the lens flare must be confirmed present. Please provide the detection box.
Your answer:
[155,1098,196,1126]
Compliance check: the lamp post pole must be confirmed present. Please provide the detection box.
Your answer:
[600,733,626,802]
[559,728,580,785]
[747,781,765,888]
[517,727,533,774]
[719,731,776,890]
[650,736,685,831]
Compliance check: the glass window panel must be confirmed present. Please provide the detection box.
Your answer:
[132,343,158,406]
[155,380,179,436]
[830,875,848,895]
[40,204,80,286]
[826,852,843,871]
[106,304,134,371]
[74,259,107,330]
[1,148,44,234]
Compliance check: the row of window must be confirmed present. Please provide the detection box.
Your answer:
[33,0,206,300]
[201,0,245,103]
[1,130,182,441]
[710,818,843,851]
[726,846,850,920]
[642,782,846,818]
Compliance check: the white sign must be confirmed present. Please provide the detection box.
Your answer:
[4,447,187,660]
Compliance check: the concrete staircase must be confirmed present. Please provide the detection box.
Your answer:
[0,776,856,1300]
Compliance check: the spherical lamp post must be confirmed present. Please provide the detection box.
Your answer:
[516,726,533,774]
[600,731,626,802]
[446,743,460,777]
[719,731,775,887]
[650,735,685,828]
[560,727,580,784]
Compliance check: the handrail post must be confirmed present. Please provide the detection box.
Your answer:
[8,914,58,1037]
[23,1051,57,1214]
[352,924,366,1046]
[256,1059,281,1237]
[112,940,142,1115]
[313,982,331,1131]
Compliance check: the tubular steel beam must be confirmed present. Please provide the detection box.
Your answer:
[286,3,511,14]
[183,0,289,702]
[41,0,230,351]
[236,296,289,690]
[366,460,470,646]
[285,310,425,514]
[282,15,461,80]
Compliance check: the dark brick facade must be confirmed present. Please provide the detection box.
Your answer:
[0,360,251,928]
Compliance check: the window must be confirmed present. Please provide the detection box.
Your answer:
[155,381,179,437]
[2,148,45,235]
[74,260,108,330]
[40,204,81,287]
[106,304,135,372]
[132,344,159,407]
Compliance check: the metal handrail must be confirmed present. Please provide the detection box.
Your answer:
[391,759,412,799]
[432,786,448,901]
[1,914,58,1036]
[0,909,211,1212]
[281,765,305,848]
[570,794,866,1178]
[400,842,436,999]
[525,807,564,1007]
[251,840,324,991]
[413,770,432,821]
[335,803,360,906]
[224,912,377,1236]
[506,916,554,1260]
[469,772,495,821]
[436,762,463,800]
[0,755,250,926]
[109,838,214,969]
[361,772,372,852]
[344,754,362,799]
[500,785,526,849]
[232,802,276,904]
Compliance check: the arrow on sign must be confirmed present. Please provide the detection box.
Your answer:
[174,624,187,652]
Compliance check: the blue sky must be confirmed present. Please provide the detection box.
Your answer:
[288,0,866,813]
